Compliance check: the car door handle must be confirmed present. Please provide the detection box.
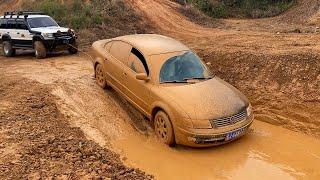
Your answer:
[123,72,127,76]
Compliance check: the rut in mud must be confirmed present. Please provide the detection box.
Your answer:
[0,60,152,179]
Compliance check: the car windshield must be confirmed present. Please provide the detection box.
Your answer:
[27,17,59,28]
[160,51,213,83]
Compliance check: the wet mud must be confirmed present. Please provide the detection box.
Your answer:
[0,53,319,179]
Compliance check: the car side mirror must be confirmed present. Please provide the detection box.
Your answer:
[136,73,149,81]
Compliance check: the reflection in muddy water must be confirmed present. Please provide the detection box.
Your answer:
[111,121,320,180]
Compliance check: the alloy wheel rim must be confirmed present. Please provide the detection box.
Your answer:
[4,45,9,55]
[155,116,168,141]
[96,66,104,85]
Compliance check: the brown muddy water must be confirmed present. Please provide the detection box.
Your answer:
[1,54,319,180]
[112,120,320,180]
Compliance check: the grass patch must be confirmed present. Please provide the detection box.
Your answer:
[183,0,295,18]
[21,0,115,29]
[21,0,155,46]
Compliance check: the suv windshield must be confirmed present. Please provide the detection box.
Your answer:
[27,17,58,28]
[160,51,213,83]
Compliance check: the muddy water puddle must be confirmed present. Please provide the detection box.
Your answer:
[111,121,320,180]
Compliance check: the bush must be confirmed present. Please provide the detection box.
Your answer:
[187,0,228,18]
[21,0,103,29]
[183,0,295,18]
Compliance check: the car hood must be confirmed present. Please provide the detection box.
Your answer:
[160,77,249,120]
[31,26,69,33]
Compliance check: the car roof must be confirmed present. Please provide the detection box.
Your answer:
[0,15,50,19]
[113,34,190,56]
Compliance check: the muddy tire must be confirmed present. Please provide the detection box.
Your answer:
[34,41,46,59]
[2,41,16,57]
[95,63,108,89]
[68,41,78,54]
[154,111,175,146]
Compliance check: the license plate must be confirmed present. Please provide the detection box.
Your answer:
[63,39,69,44]
[225,128,246,141]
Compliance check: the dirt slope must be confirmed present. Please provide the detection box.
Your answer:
[129,0,320,137]
[278,0,320,25]
[0,71,152,179]
[0,0,22,14]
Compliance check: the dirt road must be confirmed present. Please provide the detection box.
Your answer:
[0,52,319,179]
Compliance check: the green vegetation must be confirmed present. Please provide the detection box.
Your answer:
[184,0,295,18]
[21,0,153,45]
[21,0,108,29]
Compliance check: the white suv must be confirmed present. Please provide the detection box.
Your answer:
[0,11,78,59]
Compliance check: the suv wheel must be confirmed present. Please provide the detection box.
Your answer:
[2,41,16,57]
[68,41,78,54]
[34,41,46,59]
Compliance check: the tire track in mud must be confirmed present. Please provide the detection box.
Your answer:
[0,67,152,179]
[0,54,152,143]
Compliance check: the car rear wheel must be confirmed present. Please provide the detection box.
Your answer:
[2,41,16,57]
[34,41,46,59]
[95,63,108,89]
[154,111,175,146]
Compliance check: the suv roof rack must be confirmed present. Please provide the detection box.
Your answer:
[3,11,46,19]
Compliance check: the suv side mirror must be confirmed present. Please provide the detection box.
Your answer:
[136,73,149,81]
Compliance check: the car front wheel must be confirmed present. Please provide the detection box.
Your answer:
[2,41,16,57]
[34,41,46,59]
[154,110,175,146]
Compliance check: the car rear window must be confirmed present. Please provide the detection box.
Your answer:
[109,41,131,64]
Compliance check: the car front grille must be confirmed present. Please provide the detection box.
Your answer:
[210,109,247,128]
[54,32,72,38]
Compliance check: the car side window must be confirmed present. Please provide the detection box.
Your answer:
[104,41,113,52]
[128,48,149,75]
[0,19,7,29]
[16,20,28,30]
[109,41,131,65]
[7,20,16,29]
[128,53,146,74]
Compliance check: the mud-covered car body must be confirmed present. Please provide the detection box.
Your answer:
[0,11,77,58]
[92,34,253,147]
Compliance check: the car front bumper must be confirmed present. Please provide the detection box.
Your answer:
[175,115,254,147]
[44,36,77,51]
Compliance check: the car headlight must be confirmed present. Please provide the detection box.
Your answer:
[246,104,252,117]
[43,33,54,38]
[69,29,75,36]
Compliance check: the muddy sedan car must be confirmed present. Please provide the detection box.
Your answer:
[92,34,253,147]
